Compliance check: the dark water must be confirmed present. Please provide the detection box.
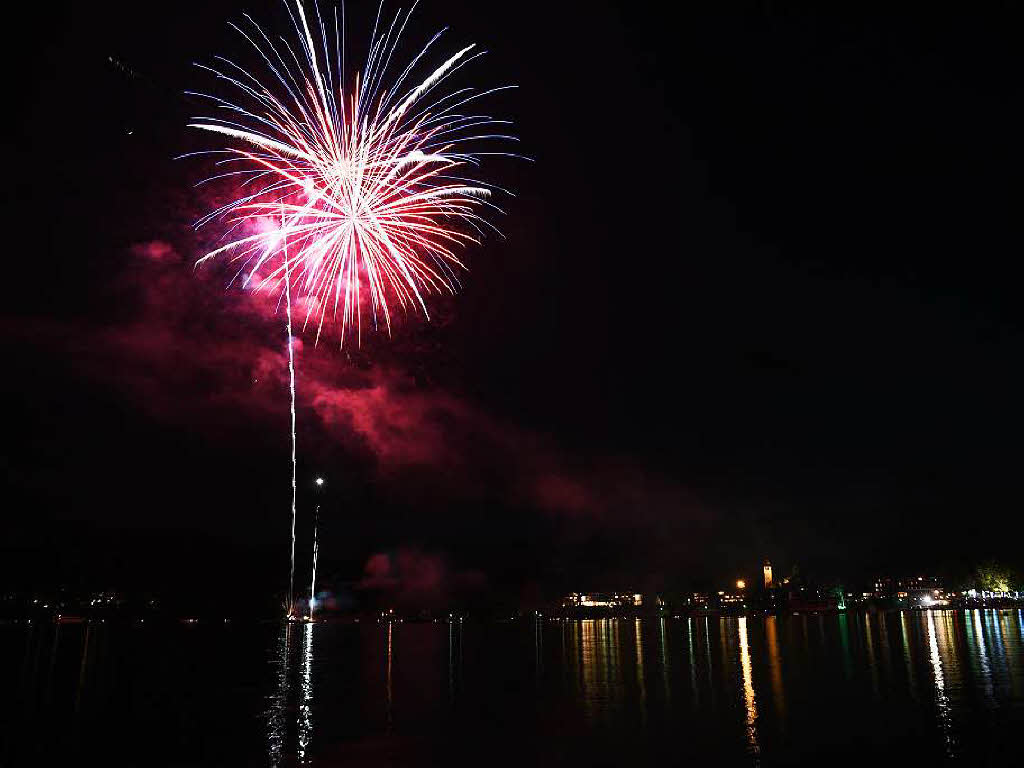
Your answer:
[3,610,1023,766]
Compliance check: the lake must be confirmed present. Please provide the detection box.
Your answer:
[3,610,1023,765]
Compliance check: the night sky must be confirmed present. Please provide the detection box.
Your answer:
[3,1,1022,612]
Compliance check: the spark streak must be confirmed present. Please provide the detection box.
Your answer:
[309,503,319,619]
[284,219,298,618]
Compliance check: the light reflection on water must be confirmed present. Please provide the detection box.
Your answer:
[926,610,954,756]
[634,618,646,724]
[297,623,314,762]
[737,617,758,757]
[658,617,670,703]
[970,608,994,705]
[5,610,1024,765]
[765,616,785,723]
[385,621,393,731]
[265,622,317,766]
[265,624,291,767]
[686,617,698,705]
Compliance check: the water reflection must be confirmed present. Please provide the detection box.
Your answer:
[385,622,394,731]
[576,619,634,722]
[991,609,1005,665]
[535,615,543,683]
[926,611,954,756]
[686,618,698,705]
[719,617,731,681]
[8,610,1024,766]
[297,623,314,762]
[878,611,891,679]
[765,616,785,721]
[704,617,714,708]
[900,612,917,699]
[658,617,670,702]
[634,619,646,723]
[74,624,92,716]
[969,609,994,704]
[450,620,455,699]
[738,617,759,756]
[265,624,292,767]
[838,613,852,680]
[864,613,879,698]
[44,625,60,710]
[1011,612,1024,697]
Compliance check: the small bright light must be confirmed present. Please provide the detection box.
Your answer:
[736,580,746,590]
[315,477,324,486]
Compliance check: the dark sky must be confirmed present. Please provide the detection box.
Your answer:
[2,1,1022,611]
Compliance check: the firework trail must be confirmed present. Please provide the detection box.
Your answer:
[309,502,319,618]
[283,219,299,618]
[189,0,519,345]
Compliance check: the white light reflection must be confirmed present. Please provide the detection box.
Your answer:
[297,622,315,762]
[738,617,759,756]
[927,611,954,756]
[687,617,698,705]
[973,609,994,704]
[266,624,292,766]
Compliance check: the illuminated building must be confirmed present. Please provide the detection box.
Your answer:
[763,560,773,589]
[718,590,746,609]
[871,575,946,607]
[965,588,1023,605]
[889,576,944,608]
[561,592,643,610]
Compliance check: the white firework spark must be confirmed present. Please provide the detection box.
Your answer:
[188,0,519,346]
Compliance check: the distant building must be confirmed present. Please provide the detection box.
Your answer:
[718,590,746,609]
[763,560,773,589]
[965,589,1023,605]
[561,592,642,610]
[871,577,894,600]
[901,577,945,608]
[872,576,946,607]
[786,587,839,612]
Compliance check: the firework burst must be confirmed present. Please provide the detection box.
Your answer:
[189,0,518,346]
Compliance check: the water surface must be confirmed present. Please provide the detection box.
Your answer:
[3,610,1023,765]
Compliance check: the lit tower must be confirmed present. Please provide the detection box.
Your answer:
[763,560,773,589]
